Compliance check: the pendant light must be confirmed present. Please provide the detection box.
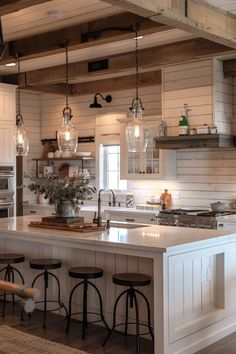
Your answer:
[125,27,148,153]
[16,56,29,156]
[57,41,77,156]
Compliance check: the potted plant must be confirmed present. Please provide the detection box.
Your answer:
[26,175,96,218]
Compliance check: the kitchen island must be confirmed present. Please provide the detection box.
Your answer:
[0,216,236,354]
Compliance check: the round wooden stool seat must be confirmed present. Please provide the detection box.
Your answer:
[0,254,25,264]
[29,258,62,270]
[113,273,151,287]
[69,266,103,279]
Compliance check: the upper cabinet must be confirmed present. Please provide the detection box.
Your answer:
[120,119,176,180]
[0,84,16,123]
[0,84,16,165]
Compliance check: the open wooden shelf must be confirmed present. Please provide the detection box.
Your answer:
[32,157,94,161]
[154,134,236,149]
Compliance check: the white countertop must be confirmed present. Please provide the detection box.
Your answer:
[0,215,235,254]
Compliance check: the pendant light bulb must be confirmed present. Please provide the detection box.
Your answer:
[125,27,148,153]
[16,114,29,156]
[15,56,29,156]
[57,42,78,155]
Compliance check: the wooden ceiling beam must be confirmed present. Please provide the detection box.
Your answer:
[71,70,161,96]
[223,59,236,77]
[7,38,231,86]
[100,0,236,49]
[4,70,161,96]
[0,0,51,16]
[2,13,168,63]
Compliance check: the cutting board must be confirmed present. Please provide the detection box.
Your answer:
[29,221,106,233]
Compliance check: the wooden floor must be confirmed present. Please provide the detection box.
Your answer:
[1,303,236,353]
[0,302,153,354]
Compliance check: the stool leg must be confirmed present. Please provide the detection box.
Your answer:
[2,265,10,317]
[124,291,130,336]
[103,288,129,346]
[135,289,154,341]
[43,270,48,329]
[87,280,110,333]
[133,290,140,354]
[10,267,15,305]
[82,280,88,340]
[47,271,68,319]
[66,280,84,334]
[11,266,25,285]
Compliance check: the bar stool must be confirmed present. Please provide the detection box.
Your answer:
[103,272,154,354]
[29,258,68,329]
[66,266,110,339]
[0,253,25,317]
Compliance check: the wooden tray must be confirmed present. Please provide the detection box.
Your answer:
[42,216,84,224]
[29,221,106,233]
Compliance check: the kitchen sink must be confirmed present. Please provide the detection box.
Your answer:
[108,222,149,229]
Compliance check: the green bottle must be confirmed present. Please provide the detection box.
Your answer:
[178,104,189,136]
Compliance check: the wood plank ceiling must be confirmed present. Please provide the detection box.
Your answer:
[0,0,235,95]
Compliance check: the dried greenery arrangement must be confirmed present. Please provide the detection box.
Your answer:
[26,175,96,203]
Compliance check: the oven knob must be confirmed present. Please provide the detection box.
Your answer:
[190,223,196,228]
[178,222,184,227]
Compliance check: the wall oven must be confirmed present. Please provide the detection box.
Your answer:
[0,166,15,218]
[0,166,14,194]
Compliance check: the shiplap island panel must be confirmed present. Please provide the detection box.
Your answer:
[1,216,236,354]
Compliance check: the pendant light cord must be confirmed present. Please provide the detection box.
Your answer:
[135,29,139,101]
[17,56,21,116]
[65,43,69,108]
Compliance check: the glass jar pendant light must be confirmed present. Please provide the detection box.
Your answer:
[16,56,29,156]
[125,27,148,153]
[57,41,77,156]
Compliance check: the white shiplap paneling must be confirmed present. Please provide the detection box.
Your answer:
[38,58,236,209]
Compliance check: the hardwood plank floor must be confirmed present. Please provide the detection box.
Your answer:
[0,302,154,354]
[1,302,236,353]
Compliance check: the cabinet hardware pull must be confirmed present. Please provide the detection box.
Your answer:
[30,210,36,214]
[125,218,135,222]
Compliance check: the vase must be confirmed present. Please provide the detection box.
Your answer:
[56,200,75,218]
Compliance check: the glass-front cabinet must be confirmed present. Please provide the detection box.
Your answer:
[120,120,176,180]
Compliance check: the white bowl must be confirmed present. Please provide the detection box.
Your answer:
[75,152,91,157]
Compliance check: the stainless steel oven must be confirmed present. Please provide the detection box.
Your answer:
[0,166,15,218]
[0,202,14,218]
[0,166,14,194]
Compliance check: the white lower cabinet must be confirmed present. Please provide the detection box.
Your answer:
[105,210,157,224]
[23,204,55,216]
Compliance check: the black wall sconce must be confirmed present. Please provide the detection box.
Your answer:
[89,93,112,108]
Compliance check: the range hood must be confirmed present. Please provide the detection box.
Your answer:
[154,134,236,149]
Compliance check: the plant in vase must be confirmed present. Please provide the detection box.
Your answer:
[25,175,96,217]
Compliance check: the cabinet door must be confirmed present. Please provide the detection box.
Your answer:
[120,121,176,180]
[0,84,16,123]
[0,123,15,164]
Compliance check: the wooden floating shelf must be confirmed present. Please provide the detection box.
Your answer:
[154,134,236,149]
[32,157,94,161]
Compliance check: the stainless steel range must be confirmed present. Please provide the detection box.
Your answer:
[156,209,236,229]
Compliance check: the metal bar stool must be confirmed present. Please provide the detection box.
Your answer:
[29,258,68,329]
[103,272,154,354]
[0,253,25,317]
[66,266,110,340]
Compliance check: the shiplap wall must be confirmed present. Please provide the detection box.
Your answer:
[35,58,236,209]
[21,91,41,203]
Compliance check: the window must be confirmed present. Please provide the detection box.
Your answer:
[99,144,127,190]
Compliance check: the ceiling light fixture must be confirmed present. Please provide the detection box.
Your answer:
[57,40,78,156]
[16,55,29,156]
[5,62,16,67]
[89,93,112,108]
[125,26,148,153]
